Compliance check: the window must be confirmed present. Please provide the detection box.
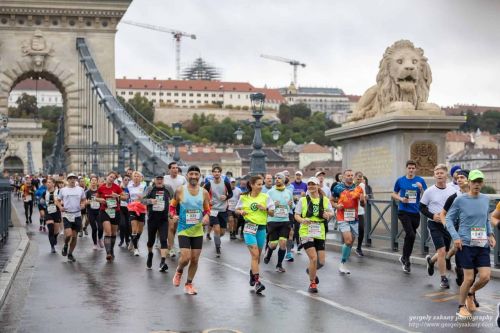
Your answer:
[167,100,171,103]
[230,94,232,98]
[238,94,240,99]
[144,92,149,96]
[197,93,201,97]
[159,92,164,96]
[189,100,194,103]
[167,92,171,96]
[182,93,186,96]
[197,100,201,104]
[204,100,208,104]
[121,91,126,95]
[152,92,156,96]
[204,93,208,97]
[182,100,186,103]
[160,99,164,103]
[129,92,133,95]
[212,94,216,97]
[219,94,223,97]
[174,93,178,96]
[174,100,178,103]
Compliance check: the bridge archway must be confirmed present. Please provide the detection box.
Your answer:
[3,155,24,175]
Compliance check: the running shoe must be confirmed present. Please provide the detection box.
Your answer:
[42,226,46,232]
[134,249,139,256]
[93,245,98,251]
[206,233,212,241]
[146,252,153,270]
[276,265,286,273]
[118,240,124,247]
[426,255,435,276]
[254,281,265,294]
[127,242,134,251]
[308,282,318,293]
[106,254,113,261]
[355,248,364,257]
[173,271,182,287]
[263,249,271,264]
[466,293,477,312]
[169,249,176,258]
[78,231,83,238]
[230,232,237,240]
[338,263,350,274]
[67,253,76,262]
[455,266,464,286]
[154,243,160,249]
[216,247,221,258]
[39,225,43,232]
[445,257,452,270]
[440,277,450,289]
[83,228,88,236]
[285,252,294,262]
[159,262,168,273]
[456,305,472,320]
[62,244,68,256]
[98,239,104,249]
[184,283,198,295]
[400,256,411,273]
[51,246,56,254]
[306,268,319,284]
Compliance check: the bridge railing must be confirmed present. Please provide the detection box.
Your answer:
[330,196,500,267]
[0,179,12,243]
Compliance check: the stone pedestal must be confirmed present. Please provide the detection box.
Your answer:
[325,111,465,196]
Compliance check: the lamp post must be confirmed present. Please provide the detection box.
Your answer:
[0,114,12,230]
[235,93,280,175]
[165,122,191,163]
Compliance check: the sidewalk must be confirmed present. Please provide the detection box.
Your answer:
[325,232,500,279]
[0,197,30,308]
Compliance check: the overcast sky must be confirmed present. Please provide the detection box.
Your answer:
[116,0,500,107]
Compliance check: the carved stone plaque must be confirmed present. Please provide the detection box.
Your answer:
[410,141,437,177]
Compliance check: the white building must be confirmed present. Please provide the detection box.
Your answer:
[9,79,63,107]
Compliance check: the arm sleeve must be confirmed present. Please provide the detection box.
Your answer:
[225,180,233,200]
[443,194,457,213]
[445,199,461,241]
[419,203,434,220]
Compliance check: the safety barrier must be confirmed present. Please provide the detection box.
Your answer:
[0,178,12,243]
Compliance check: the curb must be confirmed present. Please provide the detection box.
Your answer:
[0,227,30,308]
[325,241,500,279]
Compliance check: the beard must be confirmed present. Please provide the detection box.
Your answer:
[188,177,199,186]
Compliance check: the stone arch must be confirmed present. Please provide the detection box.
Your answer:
[3,155,24,174]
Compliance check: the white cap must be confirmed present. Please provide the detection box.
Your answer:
[67,173,77,179]
[230,178,236,182]
[282,170,290,176]
[306,177,320,185]
[315,171,326,177]
[295,171,303,176]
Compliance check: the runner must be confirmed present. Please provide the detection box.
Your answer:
[128,171,147,256]
[440,169,470,286]
[85,175,102,250]
[228,178,242,240]
[144,175,174,272]
[203,164,233,257]
[21,178,36,224]
[235,175,275,294]
[56,173,86,262]
[118,175,131,247]
[354,171,367,257]
[40,178,60,253]
[445,170,495,320]
[291,171,307,255]
[392,160,427,273]
[295,177,334,292]
[164,161,187,258]
[420,164,457,288]
[97,171,127,261]
[261,174,274,193]
[170,165,210,295]
[35,179,47,232]
[332,169,365,274]
[263,173,293,272]
[78,178,88,237]
[448,165,461,191]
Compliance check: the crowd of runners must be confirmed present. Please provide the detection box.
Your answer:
[7,160,500,323]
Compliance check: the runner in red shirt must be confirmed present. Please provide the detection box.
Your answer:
[96,171,127,261]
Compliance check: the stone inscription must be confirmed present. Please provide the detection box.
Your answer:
[349,146,394,180]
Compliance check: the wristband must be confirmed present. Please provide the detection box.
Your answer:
[169,205,177,217]
[203,209,210,216]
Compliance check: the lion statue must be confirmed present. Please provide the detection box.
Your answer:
[349,40,438,121]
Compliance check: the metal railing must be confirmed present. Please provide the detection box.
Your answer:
[0,178,12,242]
[330,196,500,267]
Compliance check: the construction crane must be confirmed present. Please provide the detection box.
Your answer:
[260,54,306,86]
[121,20,197,80]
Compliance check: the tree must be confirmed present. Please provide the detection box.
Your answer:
[290,103,311,119]
[117,94,155,130]
[459,110,500,134]
[480,185,496,194]
[9,93,38,118]
[278,104,292,124]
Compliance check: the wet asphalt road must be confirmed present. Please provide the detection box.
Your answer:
[1,200,500,333]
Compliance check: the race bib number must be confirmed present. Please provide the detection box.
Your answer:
[470,227,488,247]
[106,198,117,209]
[344,209,356,222]
[275,205,288,218]
[308,223,322,238]
[105,208,116,219]
[90,200,100,210]
[153,201,165,212]
[24,195,32,202]
[406,190,417,204]
[64,213,76,223]
[47,204,57,214]
[186,209,201,225]
[243,222,258,235]
[228,200,237,211]
[210,210,219,217]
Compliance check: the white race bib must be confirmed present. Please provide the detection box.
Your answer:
[344,209,356,222]
[90,200,100,210]
[210,210,219,217]
[24,195,32,202]
[106,198,117,209]
[186,209,201,225]
[153,201,165,212]
[406,190,417,204]
[274,205,288,218]
[470,227,488,247]
[47,204,57,214]
[64,213,75,223]
[105,208,116,219]
[308,223,322,238]
[243,222,258,235]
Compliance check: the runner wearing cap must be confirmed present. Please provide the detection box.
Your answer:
[228,178,242,240]
[203,164,233,257]
[332,169,365,274]
[295,177,334,292]
[128,171,148,256]
[315,171,331,198]
[235,175,275,294]
[448,165,462,192]
[170,165,211,295]
[56,173,86,262]
[263,173,293,272]
[445,170,496,320]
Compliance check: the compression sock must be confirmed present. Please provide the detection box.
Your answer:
[131,233,138,249]
[286,240,293,253]
[47,223,55,246]
[110,236,116,254]
[265,247,274,260]
[277,249,286,265]
[341,244,351,263]
[104,236,112,254]
[214,235,221,248]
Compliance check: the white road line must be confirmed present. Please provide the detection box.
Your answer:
[203,258,417,333]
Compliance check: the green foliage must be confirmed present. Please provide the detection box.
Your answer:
[459,110,500,134]
[8,93,38,118]
[480,185,496,194]
[117,93,155,129]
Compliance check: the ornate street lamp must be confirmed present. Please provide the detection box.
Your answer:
[235,93,280,175]
[163,122,191,164]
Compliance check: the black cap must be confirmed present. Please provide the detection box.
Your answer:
[155,174,164,179]
[457,169,470,178]
[187,165,201,173]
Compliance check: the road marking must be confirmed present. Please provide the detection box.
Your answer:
[424,291,451,297]
[431,295,458,303]
[203,258,416,333]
